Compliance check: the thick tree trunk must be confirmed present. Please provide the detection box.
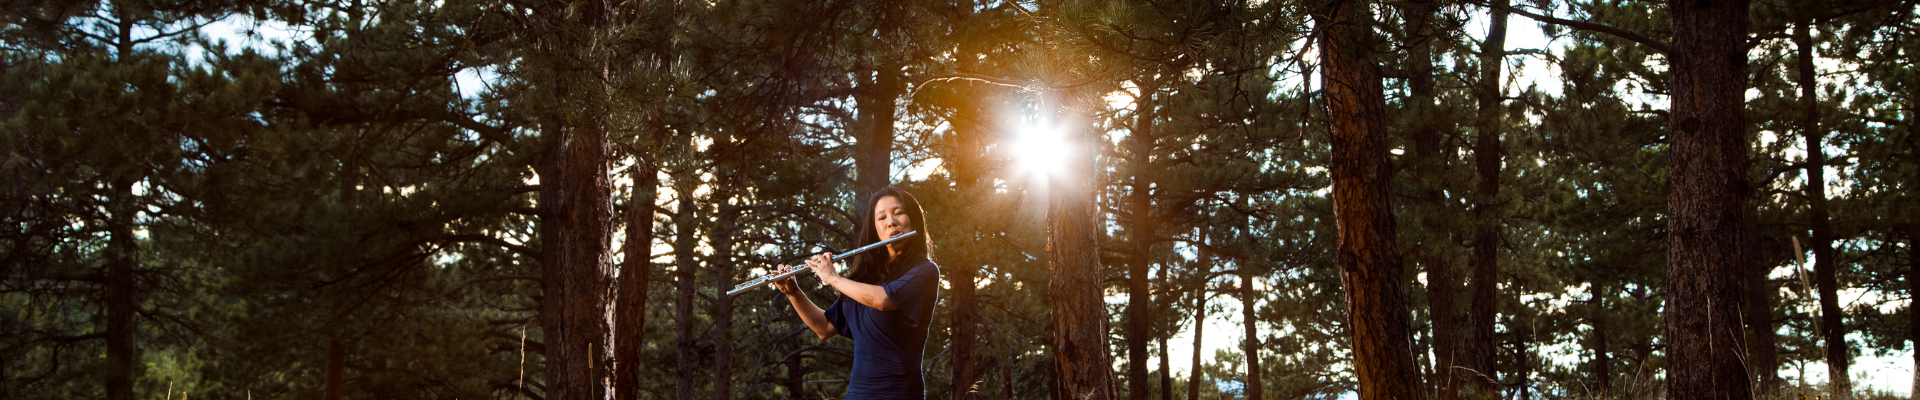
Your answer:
[106,177,137,400]
[536,111,617,400]
[1126,78,1160,400]
[673,181,700,400]
[616,164,656,400]
[1665,0,1753,399]
[1795,20,1850,398]
[1241,268,1263,400]
[1049,116,1117,400]
[1319,0,1421,398]
[1466,3,1508,396]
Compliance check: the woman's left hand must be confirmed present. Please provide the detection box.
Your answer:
[806,252,841,285]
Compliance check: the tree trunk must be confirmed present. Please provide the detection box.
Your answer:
[1795,20,1850,398]
[952,259,978,400]
[1241,267,1263,400]
[1665,0,1754,399]
[673,175,700,400]
[1126,78,1160,400]
[713,201,737,400]
[1745,233,1780,395]
[325,339,346,400]
[1467,2,1509,396]
[616,164,657,400]
[1402,0,1457,395]
[1049,116,1117,400]
[1188,255,1208,400]
[1594,288,1612,394]
[855,67,901,205]
[1907,220,1919,400]
[787,351,808,400]
[106,177,137,400]
[1319,0,1422,398]
[1158,258,1173,400]
[536,107,617,400]
[949,93,989,400]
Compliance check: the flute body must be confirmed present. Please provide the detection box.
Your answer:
[725,231,918,297]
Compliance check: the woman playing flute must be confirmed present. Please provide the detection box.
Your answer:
[773,186,940,400]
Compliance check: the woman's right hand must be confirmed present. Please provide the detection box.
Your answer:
[772,264,801,296]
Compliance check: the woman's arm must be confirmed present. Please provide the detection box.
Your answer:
[806,253,898,311]
[774,266,837,339]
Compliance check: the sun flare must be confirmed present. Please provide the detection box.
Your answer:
[1012,122,1068,178]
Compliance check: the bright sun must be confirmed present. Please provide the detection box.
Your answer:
[1011,121,1068,178]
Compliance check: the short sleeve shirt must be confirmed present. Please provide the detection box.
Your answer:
[823,260,940,399]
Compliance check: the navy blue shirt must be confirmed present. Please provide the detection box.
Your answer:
[823,260,940,400]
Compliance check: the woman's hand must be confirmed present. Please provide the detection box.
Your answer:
[806,252,841,286]
[772,264,801,296]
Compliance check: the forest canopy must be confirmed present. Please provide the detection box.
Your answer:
[3,0,1918,400]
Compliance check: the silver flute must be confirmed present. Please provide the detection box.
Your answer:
[725,231,919,297]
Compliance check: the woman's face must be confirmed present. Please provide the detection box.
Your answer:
[873,195,911,257]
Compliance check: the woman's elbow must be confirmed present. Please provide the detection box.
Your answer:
[814,327,836,340]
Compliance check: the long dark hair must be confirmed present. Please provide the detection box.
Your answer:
[844,186,935,285]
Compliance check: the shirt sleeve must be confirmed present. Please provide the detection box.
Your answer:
[881,261,941,328]
[823,298,851,339]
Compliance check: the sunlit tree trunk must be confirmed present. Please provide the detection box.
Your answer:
[1319,0,1422,398]
[1664,0,1753,398]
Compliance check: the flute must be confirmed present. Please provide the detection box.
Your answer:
[725,231,919,297]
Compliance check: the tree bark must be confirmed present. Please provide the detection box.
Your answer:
[106,177,137,400]
[1126,78,1160,400]
[1049,115,1117,400]
[616,164,657,400]
[1188,246,1211,400]
[673,170,701,400]
[1402,0,1457,395]
[855,67,901,205]
[1240,266,1263,400]
[1319,0,1422,398]
[1466,2,1509,396]
[1745,233,1780,395]
[1907,220,1919,400]
[1795,20,1850,398]
[949,93,989,400]
[1664,0,1753,399]
[713,200,738,400]
[325,339,346,400]
[1593,287,1612,394]
[536,103,617,400]
[1158,259,1173,400]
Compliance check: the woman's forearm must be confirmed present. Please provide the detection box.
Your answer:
[824,275,897,311]
[786,291,837,339]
